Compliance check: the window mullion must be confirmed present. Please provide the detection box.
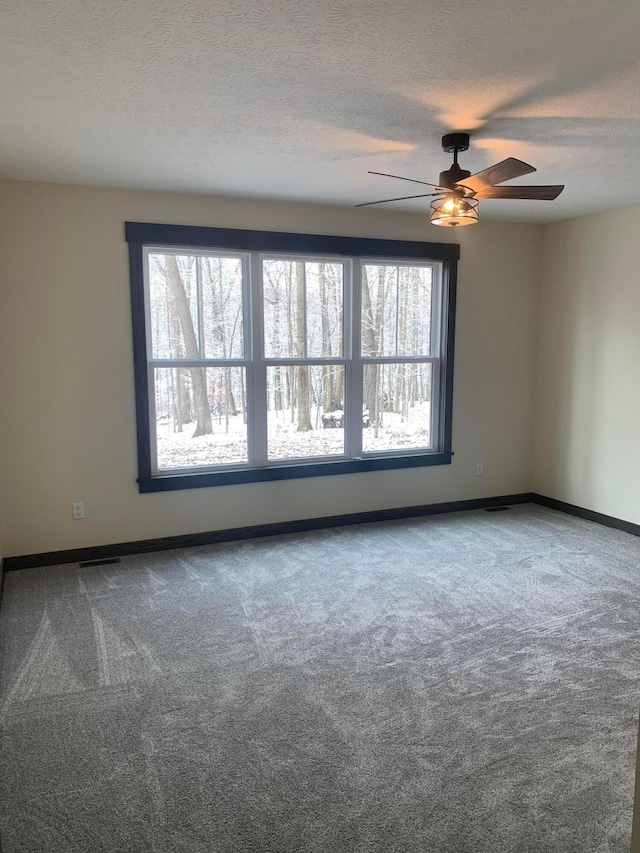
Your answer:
[149,359,249,368]
[302,261,308,357]
[429,265,443,445]
[357,356,438,365]
[142,248,154,362]
[395,264,400,356]
[430,263,442,356]
[249,252,268,466]
[148,363,159,475]
[431,357,442,452]
[346,259,363,458]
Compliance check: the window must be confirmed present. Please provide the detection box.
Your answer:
[126,224,459,492]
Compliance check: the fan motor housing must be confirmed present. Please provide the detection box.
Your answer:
[439,163,472,190]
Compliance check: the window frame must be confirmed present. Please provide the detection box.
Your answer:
[126,222,459,493]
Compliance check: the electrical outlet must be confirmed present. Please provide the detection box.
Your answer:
[476,463,484,476]
[72,502,85,520]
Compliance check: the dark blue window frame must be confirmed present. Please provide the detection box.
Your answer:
[126,222,459,493]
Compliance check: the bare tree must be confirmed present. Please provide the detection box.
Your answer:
[361,266,379,426]
[295,262,312,431]
[165,255,213,436]
[319,264,335,411]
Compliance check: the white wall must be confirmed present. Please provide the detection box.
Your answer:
[534,205,640,525]
[0,180,542,557]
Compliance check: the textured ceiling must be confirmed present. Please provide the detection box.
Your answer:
[2,0,640,222]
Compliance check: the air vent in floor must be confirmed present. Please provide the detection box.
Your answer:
[485,506,512,513]
[79,557,122,568]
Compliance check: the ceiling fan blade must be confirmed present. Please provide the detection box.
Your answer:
[355,192,443,208]
[368,171,446,190]
[460,158,537,193]
[475,185,565,200]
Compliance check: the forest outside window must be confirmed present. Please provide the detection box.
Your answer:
[126,224,459,492]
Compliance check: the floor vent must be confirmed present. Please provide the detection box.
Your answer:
[485,506,512,513]
[79,557,122,568]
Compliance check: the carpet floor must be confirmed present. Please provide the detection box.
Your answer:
[0,504,638,852]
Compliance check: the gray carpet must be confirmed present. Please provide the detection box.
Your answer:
[0,504,638,853]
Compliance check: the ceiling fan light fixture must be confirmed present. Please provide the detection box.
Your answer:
[430,195,479,227]
[359,133,564,219]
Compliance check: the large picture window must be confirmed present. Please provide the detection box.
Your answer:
[126,224,459,492]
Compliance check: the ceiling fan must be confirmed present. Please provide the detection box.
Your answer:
[356,133,564,227]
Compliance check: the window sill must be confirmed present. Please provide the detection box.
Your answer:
[138,452,454,492]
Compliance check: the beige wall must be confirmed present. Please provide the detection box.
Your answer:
[535,207,640,853]
[534,205,640,525]
[0,179,542,557]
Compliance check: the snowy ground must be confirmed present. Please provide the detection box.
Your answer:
[156,404,431,470]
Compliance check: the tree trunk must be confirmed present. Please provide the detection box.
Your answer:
[225,372,237,417]
[168,294,189,431]
[174,367,188,432]
[285,268,296,422]
[274,366,282,412]
[373,268,386,433]
[334,367,344,411]
[240,370,247,425]
[361,267,378,423]
[395,272,408,416]
[288,366,295,423]
[295,262,313,431]
[319,265,334,412]
[165,255,212,436]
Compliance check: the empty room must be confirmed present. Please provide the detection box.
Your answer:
[1,1,640,851]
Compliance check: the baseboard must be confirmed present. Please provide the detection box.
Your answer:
[5,493,639,574]
[3,493,535,572]
[532,493,640,538]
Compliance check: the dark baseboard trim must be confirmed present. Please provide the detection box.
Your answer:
[6,493,639,575]
[532,494,640,538]
[3,493,534,572]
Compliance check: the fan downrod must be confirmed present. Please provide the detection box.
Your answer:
[439,133,472,189]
